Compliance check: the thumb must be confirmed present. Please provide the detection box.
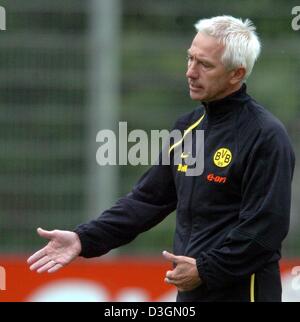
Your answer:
[162,250,180,264]
[37,227,55,240]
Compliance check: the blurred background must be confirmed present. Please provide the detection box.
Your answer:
[0,0,299,301]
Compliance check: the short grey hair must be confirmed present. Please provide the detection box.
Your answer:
[195,15,261,80]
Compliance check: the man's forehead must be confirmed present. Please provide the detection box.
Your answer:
[189,32,224,57]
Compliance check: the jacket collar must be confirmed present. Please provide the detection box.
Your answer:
[202,83,250,122]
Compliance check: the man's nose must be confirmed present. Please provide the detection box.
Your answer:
[186,62,199,79]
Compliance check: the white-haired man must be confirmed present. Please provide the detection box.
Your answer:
[27,16,295,302]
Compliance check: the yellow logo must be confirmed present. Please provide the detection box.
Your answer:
[177,164,188,173]
[213,148,232,168]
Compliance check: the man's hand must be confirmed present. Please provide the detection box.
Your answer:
[27,228,82,273]
[162,250,202,292]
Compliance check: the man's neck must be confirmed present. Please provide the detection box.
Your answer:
[205,83,243,103]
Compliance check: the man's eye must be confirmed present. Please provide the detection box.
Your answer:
[201,62,211,68]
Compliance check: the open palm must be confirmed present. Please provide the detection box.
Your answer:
[27,228,82,273]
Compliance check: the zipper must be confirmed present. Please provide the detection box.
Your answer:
[184,116,210,254]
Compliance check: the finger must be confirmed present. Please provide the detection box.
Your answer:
[162,250,180,264]
[27,247,47,265]
[29,255,51,271]
[48,263,63,273]
[166,270,179,281]
[164,277,172,284]
[166,270,173,278]
[164,277,178,286]
[37,260,56,274]
[37,227,55,240]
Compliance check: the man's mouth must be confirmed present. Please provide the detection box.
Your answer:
[189,84,203,91]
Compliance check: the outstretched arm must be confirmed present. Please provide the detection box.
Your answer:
[75,163,177,258]
[27,228,82,273]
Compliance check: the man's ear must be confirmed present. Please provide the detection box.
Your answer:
[229,68,246,85]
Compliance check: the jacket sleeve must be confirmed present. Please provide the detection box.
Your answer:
[196,126,295,291]
[74,160,177,258]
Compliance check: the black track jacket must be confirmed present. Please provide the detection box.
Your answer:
[75,84,295,302]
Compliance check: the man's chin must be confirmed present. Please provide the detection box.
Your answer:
[189,91,206,101]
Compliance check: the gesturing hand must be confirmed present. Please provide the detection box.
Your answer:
[27,228,82,273]
[162,250,202,292]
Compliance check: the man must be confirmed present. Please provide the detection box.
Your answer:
[27,16,295,302]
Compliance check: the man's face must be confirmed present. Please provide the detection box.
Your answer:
[186,32,236,102]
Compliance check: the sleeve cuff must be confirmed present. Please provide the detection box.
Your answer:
[73,227,89,257]
[196,253,211,290]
